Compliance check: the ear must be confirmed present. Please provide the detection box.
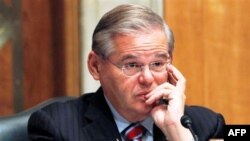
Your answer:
[87,51,101,80]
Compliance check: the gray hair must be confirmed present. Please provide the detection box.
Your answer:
[92,4,174,58]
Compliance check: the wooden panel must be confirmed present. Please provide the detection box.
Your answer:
[202,0,250,124]
[0,0,80,115]
[165,0,205,106]
[0,0,21,115]
[63,0,80,96]
[21,0,80,109]
[164,0,250,124]
[22,0,55,108]
[0,41,13,115]
[51,0,80,96]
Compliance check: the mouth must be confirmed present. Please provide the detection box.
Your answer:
[136,90,152,101]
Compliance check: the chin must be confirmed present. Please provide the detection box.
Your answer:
[138,104,152,114]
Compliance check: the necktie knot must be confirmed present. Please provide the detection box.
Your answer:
[122,123,147,141]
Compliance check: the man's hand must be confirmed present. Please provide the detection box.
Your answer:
[145,64,193,141]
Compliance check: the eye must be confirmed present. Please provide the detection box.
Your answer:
[151,61,165,67]
[150,61,168,72]
[124,62,141,69]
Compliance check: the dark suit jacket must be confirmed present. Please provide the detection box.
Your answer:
[28,88,225,141]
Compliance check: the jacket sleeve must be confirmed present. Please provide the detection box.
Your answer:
[212,113,225,138]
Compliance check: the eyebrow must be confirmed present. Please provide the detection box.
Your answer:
[154,52,169,59]
[120,52,169,62]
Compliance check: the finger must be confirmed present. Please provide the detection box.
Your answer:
[145,85,174,105]
[145,83,175,99]
[167,71,177,86]
[167,64,186,91]
[145,89,172,105]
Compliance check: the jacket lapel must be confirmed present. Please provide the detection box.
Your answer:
[81,88,122,141]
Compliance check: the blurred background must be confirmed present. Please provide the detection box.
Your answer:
[0,0,249,124]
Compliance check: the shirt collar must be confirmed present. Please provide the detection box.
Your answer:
[104,96,154,135]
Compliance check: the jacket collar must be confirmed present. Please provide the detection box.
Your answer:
[81,87,166,141]
[81,88,122,141]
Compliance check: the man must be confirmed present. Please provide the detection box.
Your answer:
[28,4,225,141]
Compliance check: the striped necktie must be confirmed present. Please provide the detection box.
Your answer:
[122,123,147,141]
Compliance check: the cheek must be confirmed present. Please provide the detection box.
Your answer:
[99,65,132,93]
[153,72,168,84]
[100,71,138,106]
[121,78,138,93]
[103,75,137,101]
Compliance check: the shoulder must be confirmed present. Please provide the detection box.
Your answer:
[27,93,96,140]
[185,105,222,117]
[28,93,95,126]
[184,105,225,140]
[34,93,94,117]
[28,94,93,132]
[184,105,225,126]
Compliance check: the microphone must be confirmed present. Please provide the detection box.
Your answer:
[181,115,199,141]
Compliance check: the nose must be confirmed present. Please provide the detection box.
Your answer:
[138,65,154,87]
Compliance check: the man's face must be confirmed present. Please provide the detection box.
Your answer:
[98,29,170,122]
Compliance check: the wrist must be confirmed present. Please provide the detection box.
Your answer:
[162,121,194,141]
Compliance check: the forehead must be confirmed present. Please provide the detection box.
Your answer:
[111,29,169,59]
